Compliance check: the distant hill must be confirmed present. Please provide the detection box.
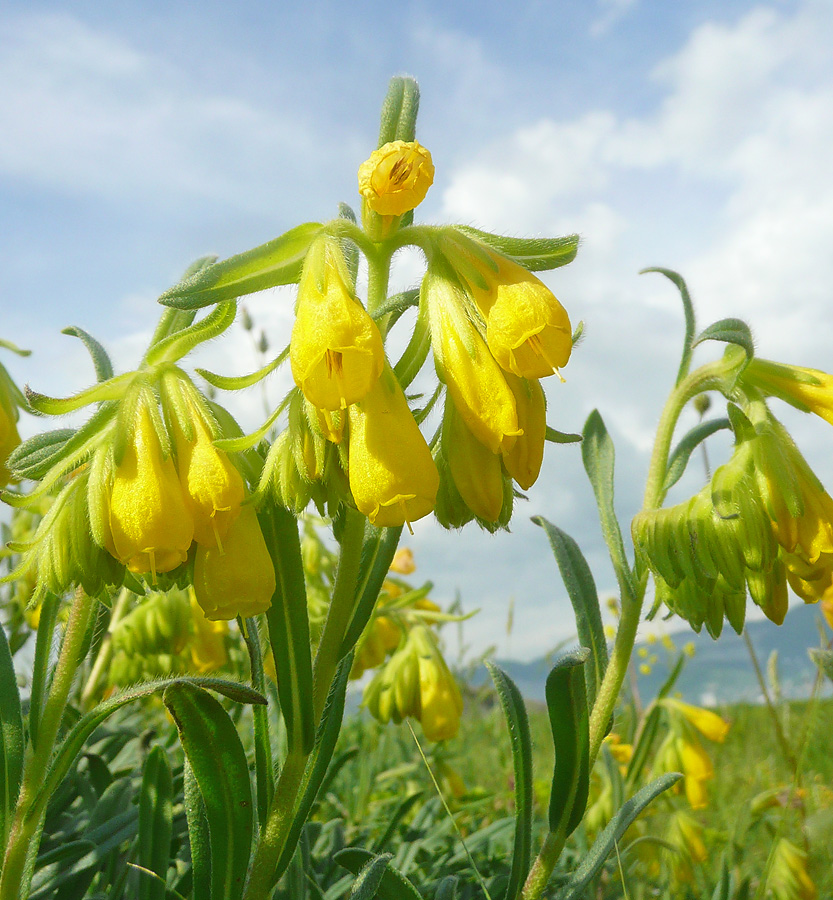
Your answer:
[474,602,832,706]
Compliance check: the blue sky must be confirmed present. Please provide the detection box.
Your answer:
[3,0,833,659]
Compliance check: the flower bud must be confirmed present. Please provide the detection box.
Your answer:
[193,504,275,620]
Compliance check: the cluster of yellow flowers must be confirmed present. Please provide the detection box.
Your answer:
[634,357,833,635]
[252,139,574,531]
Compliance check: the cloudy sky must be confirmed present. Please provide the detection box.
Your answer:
[3,0,833,660]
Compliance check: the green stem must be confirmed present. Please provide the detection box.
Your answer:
[521,831,566,900]
[80,586,131,709]
[311,507,366,723]
[366,247,393,336]
[0,589,95,900]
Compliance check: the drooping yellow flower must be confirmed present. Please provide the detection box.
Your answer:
[663,698,730,743]
[109,403,194,577]
[744,358,833,427]
[193,505,275,620]
[459,249,572,380]
[358,140,435,217]
[173,410,244,550]
[767,839,818,900]
[291,236,385,411]
[347,368,439,527]
[667,811,707,883]
[417,650,463,742]
[0,397,21,488]
[678,734,714,810]
[444,400,504,523]
[502,372,546,490]
[187,588,228,673]
[425,270,521,454]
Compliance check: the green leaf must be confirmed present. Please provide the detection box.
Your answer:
[5,428,75,480]
[485,661,533,900]
[0,619,23,850]
[640,268,696,386]
[434,877,458,900]
[61,326,114,383]
[273,655,353,884]
[546,649,590,838]
[259,504,315,755]
[349,853,393,900]
[334,848,424,900]
[554,773,681,900]
[394,300,431,391]
[692,317,754,360]
[377,76,420,147]
[532,518,608,714]
[143,300,237,366]
[196,344,289,392]
[810,648,833,683]
[239,615,273,827]
[371,791,424,854]
[371,288,420,323]
[34,677,263,818]
[340,524,404,657]
[581,411,636,606]
[25,372,134,416]
[0,339,31,356]
[163,682,253,900]
[28,593,61,750]
[711,861,733,900]
[545,426,582,444]
[455,226,579,272]
[664,417,731,491]
[184,760,212,900]
[137,746,173,900]
[159,223,323,309]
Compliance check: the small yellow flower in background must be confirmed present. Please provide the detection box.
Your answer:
[822,595,833,629]
[187,588,228,673]
[666,811,707,883]
[290,236,385,411]
[390,547,416,575]
[767,839,818,900]
[683,641,696,657]
[347,367,439,528]
[663,698,730,743]
[458,249,572,380]
[678,734,714,810]
[638,663,652,675]
[109,401,194,578]
[603,733,633,766]
[172,406,244,550]
[358,140,434,217]
[193,505,275,620]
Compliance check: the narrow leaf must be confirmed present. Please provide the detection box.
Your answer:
[640,268,696,386]
[545,427,582,444]
[456,226,579,272]
[137,746,173,900]
[240,615,273,827]
[260,504,315,755]
[581,411,636,605]
[555,774,681,900]
[485,661,533,900]
[158,223,323,309]
[25,372,134,416]
[532,518,608,715]
[5,428,75,480]
[434,877,458,900]
[0,621,23,849]
[28,593,61,750]
[144,300,236,366]
[349,853,393,900]
[546,649,590,838]
[335,848,424,900]
[664,417,731,491]
[163,682,254,900]
[692,317,754,359]
[196,344,289,392]
[61,326,114,383]
[184,760,212,900]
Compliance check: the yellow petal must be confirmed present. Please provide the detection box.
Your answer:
[358,140,435,217]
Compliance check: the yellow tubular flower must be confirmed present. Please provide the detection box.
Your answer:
[109,403,193,577]
[444,400,505,523]
[664,698,730,743]
[425,272,521,453]
[745,358,833,426]
[187,588,228,673]
[291,237,385,411]
[0,399,21,488]
[502,372,546,490]
[461,250,572,380]
[678,735,714,810]
[347,368,439,527]
[173,410,244,550]
[390,547,416,574]
[358,140,434,216]
[418,653,463,742]
[193,505,275,621]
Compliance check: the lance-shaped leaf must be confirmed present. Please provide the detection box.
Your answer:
[434,877,459,900]
[260,503,315,755]
[545,426,582,444]
[546,649,590,839]
[5,428,74,481]
[348,852,393,900]
[532,518,608,713]
[184,760,212,900]
[581,410,636,606]
[0,619,23,850]
[143,300,237,366]
[25,372,134,416]
[455,226,579,272]
[61,326,114,383]
[394,300,430,390]
[335,848,424,900]
[554,773,681,900]
[159,223,323,309]
[378,75,420,147]
[163,682,254,900]
[485,661,533,900]
[664,417,731,491]
[640,268,696,386]
[137,746,173,900]
[693,317,754,360]
[197,344,289,392]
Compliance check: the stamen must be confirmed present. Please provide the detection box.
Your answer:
[148,550,158,585]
